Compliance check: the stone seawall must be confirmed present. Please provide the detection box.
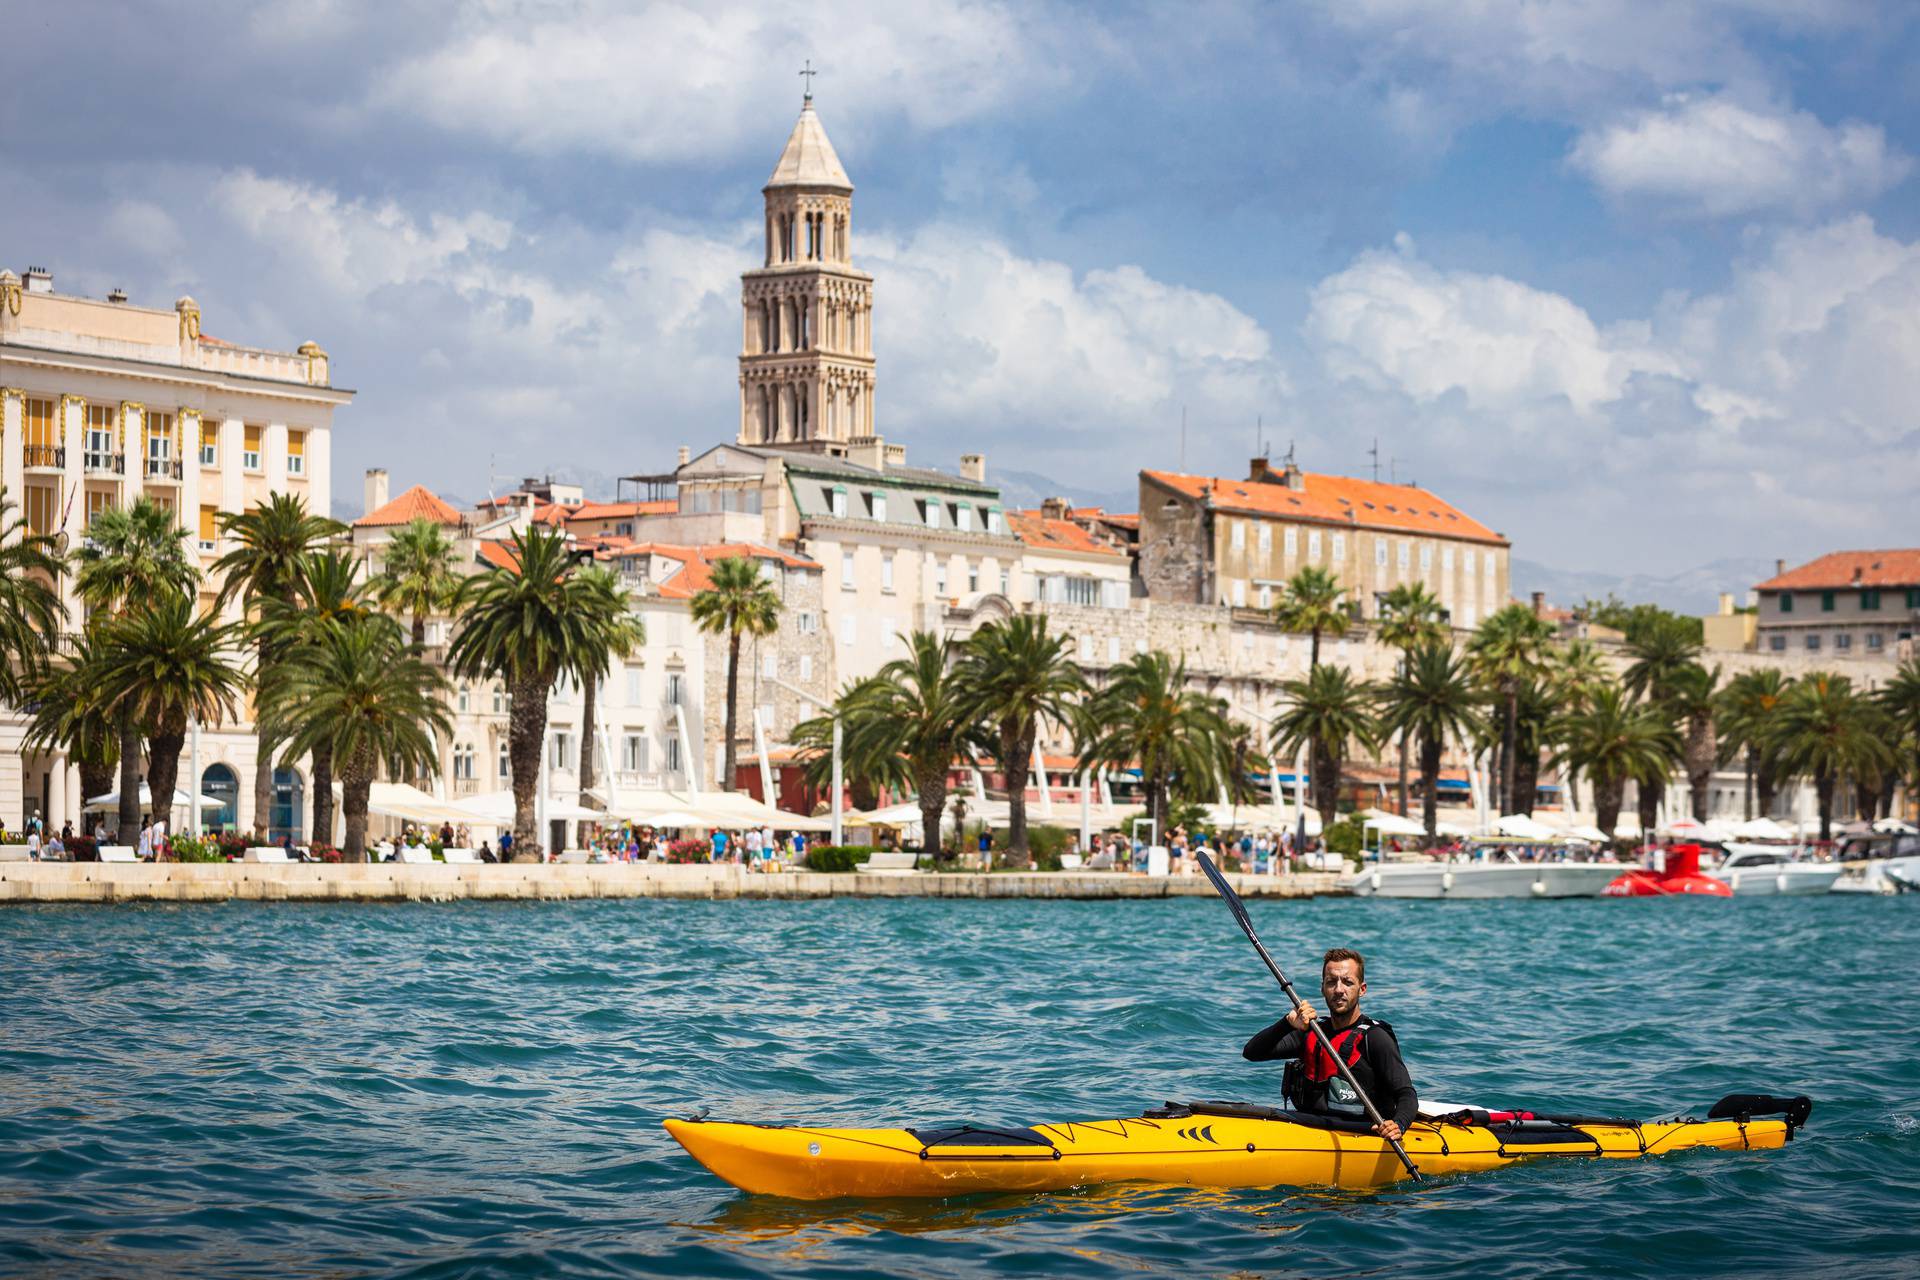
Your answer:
[0,863,1347,904]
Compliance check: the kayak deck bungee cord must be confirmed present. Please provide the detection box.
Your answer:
[665,1093,1813,1199]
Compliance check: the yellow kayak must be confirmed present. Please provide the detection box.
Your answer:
[665,1096,1811,1199]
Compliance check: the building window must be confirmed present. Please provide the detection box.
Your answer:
[1232,580,1246,607]
[1835,633,1853,651]
[1779,593,1794,613]
[453,745,475,781]
[1307,530,1321,559]
[762,652,777,678]
[1464,548,1476,577]
[881,553,894,592]
[666,672,684,705]
[871,492,886,521]
[22,397,58,465]
[1806,635,1821,651]
[841,550,855,588]
[1819,591,1835,612]
[1420,544,1433,572]
[1442,546,1454,574]
[498,742,510,780]
[198,504,218,549]
[1258,525,1272,554]
[1000,568,1011,596]
[1375,540,1388,568]
[85,404,117,470]
[666,735,682,774]
[457,685,470,713]
[1397,540,1410,569]
[146,411,175,467]
[1861,589,1881,610]
[1484,553,1495,585]
[1332,533,1345,563]
[85,489,116,528]
[968,561,979,593]
[986,508,1001,534]
[1867,633,1884,651]
[1908,589,1920,609]
[923,500,940,529]
[1231,521,1245,551]
[1768,633,1787,652]
[626,666,643,704]
[493,686,506,714]
[840,615,855,646]
[241,424,262,471]
[1107,637,1121,663]
[830,486,847,518]
[23,483,57,536]
[799,654,812,680]
[623,734,648,772]
[935,560,949,595]
[1285,527,1298,558]
[795,610,817,634]
[1258,584,1272,609]
[286,429,305,476]
[198,419,217,466]
[957,505,973,533]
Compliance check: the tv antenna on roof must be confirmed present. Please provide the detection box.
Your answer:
[1368,436,1379,482]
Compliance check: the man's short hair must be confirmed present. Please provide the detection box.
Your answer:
[1323,948,1366,982]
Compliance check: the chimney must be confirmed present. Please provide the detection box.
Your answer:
[1775,558,1786,577]
[676,445,690,467]
[1041,496,1071,521]
[364,468,389,514]
[849,434,886,472]
[1851,565,1864,584]
[1249,457,1273,484]
[1718,592,1734,616]
[23,266,52,294]
[107,287,128,304]
[1530,591,1546,617]
[1280,463,1306,492]
[960,452,985,483]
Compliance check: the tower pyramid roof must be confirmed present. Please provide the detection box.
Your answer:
[766,96,852,191]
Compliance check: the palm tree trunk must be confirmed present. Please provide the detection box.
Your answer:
[1687,718,1714,822]
[80,760,115,832]
[1003,724,1033,865]
[1152,768,1170,841]
[1636,773,1662,838]
[1397,730,1410,818]
[1815,769,1835,843]
[116,711,142,836]
[1597,777,1623,844]
[1309,627,1321,672]
[341,745,374,862]
[1501,689,1519,815]
[1757,757,1780,818]
[1743,747,1755,821]
[1419,733,1441,845]
[1312,740,1339,824]
[146,717,185,846]
[508,671,547,860]
[310,741,334,847]
[915,764,948,857]
[722,628,742,792]
[579,671,603,811]
[411,612,428,652]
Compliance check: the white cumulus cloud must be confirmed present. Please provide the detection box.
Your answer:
[1569,93,1911,218]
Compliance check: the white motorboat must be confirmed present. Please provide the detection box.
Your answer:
[1344,847,1619,899]
[1830,831,1920,895]
[1709,844,1840,896]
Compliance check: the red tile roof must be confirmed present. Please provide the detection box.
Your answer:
[1757,550,1920,591]
[1143,469,1506,545]
[565,499,676,522]
[354,484,464,529]
[1008,511,1126,557]
[474,539,521,571]
[602,542,821,599]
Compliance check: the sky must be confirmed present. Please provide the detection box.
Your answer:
[4,0,1917,576]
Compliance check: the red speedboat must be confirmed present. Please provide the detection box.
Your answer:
[1603,843,1732,897]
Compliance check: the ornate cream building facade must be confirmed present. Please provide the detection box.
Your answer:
[0,265,350,834]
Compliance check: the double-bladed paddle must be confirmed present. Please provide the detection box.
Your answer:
[1196,850,1422,1180]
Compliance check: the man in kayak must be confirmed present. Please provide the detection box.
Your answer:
[1242,948,1418,1141]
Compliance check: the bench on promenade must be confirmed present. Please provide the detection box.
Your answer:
[0,845,32,862]
[855,851,922,874]
[554,849,607,864]
[392,846,435,864]
[441,848,479,865]
[98,845,139,863]
[243,847,291,863]
[1059,853,1085,870]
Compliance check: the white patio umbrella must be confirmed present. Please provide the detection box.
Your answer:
[1362,811,1427,838]
[453,789,601,826]
[84,785,227,814]
[1871,817,1919,835]
[1493,814,1558,841]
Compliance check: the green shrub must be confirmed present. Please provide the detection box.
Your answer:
[1025,825,1071,871]
[803,844,878,872]
[1323,816,1365,857]
[171,835,223,863]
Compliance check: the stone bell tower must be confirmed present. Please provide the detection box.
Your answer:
[737,91,875,452]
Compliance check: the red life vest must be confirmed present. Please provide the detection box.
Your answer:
[1305,1017,1375,1083]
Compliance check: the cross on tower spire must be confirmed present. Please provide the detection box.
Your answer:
[799,59,817,101]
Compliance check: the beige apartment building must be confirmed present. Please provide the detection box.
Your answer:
[0,265,350,834]
[1138,459,1510,628]
[1752,550,1920,661]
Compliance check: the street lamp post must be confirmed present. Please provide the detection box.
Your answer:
[760,673,838,847]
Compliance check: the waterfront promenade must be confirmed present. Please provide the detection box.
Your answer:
[0,862,1345,904]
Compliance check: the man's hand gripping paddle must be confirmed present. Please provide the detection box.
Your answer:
[1196,851,1422,1180]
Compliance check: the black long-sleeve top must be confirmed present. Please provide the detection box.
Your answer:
[1243,1015,1419,1132]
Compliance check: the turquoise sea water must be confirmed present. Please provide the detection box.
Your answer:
[1,895,1916,1278]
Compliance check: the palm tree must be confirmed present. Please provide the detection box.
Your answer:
[1080,650,1233,839]
[1273,565,1349,670]
[213,494,346,840]
[1771,672,1896,842]
[372,516,466,651]
[1272,663,1376,824]
[1876,660,1920,822]
[1551,687,1681,842]
[1551,639,1611,711]
[1375,583,1448,816]
[0,485,65,707]
[1466,604,1555,815]
[688,555,783,793]
[1621,614,1703,703]
[258,551,376,845]
[264,614,449,861]
[1719,669,1794,820]
[447,527,599,857]
[839,632,987,855]
[19,631,118,817]
[75,497,197,833]
[1666,662,1723,821]
[957,614,1086,866]
[571,563,643,813]
[90,593,246,835]
[1376,640,1482,843]
[792,677,908,815]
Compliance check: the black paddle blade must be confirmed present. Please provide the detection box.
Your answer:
[1196,851,1254,931]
